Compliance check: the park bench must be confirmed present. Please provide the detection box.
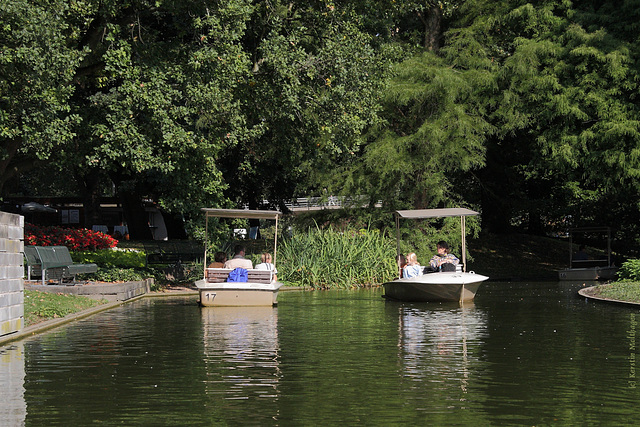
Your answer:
[24,245,98,285]
[205,268,273,284]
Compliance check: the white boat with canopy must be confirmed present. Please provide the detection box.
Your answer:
[557,227,618,281]
[196,208,282,306]
[382,208,489,302]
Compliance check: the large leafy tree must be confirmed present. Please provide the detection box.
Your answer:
[215,1,391,211]
[442,0,640,237]
[335,51,491,211]
[53,0,253,237]
[0,0,84,193]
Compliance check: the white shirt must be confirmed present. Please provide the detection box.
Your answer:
[255,262,277,274]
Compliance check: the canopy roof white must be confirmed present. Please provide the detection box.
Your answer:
[395,208,478,219]
[201,208,281,220]
[201,208,282,276]
[394,208,480,273]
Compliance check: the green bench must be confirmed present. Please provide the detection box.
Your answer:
[24,246,98,285]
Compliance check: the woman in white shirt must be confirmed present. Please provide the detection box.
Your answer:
[255,253,278,281]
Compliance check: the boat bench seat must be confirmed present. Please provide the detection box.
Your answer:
[205,268,273,283]
[571,259,610,268]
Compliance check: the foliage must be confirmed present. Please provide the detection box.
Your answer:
[87,268,146,283]
[23,290,106,326]
[441,0,640,235]
[0,0,84,190]
[6,0,640,251]
[218,1,393,210]
[25,223,117,250]
[333,51,491,211]
[616,259,640,282]
[279,224,396,289]
[72,248,145,268]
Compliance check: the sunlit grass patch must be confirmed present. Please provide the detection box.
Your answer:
[588,282,640,303]
[24,290,108,326]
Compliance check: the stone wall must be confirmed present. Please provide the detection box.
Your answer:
[0,213,24,337]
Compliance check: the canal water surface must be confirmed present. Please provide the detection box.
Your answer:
[2,281,640,425]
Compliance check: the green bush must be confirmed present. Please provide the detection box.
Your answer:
[87,268,146,282]
[278,224,397,289]
[72,248,145,268]
[617,259,640,282]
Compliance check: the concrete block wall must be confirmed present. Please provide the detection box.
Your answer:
[0,213,24,337]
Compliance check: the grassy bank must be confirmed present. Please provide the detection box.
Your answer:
[582,282,640,303]
[24,290,107,326]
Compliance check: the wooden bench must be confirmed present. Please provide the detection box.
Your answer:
[205,268,273,284]
[571,259,610,268]
[25,246,98,285]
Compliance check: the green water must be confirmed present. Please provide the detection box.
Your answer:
[2,281,640,425]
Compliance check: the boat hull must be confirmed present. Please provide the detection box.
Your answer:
[558,266,618,281]
[196,280,281,307]
[382,272,489,302]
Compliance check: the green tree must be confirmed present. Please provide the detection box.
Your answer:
[333,51,491,211]
[215,1,391,211]
[442,1,640,235]
[0,0,84,193]
[56,0,253,237]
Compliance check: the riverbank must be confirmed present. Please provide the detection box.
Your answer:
[11,232,633,331]
[579,282,640,305]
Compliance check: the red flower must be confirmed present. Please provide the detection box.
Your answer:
[24,224,118,250]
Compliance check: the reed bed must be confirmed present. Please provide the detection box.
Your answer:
[278,225,397,289]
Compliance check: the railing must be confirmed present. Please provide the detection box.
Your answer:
[284,196,382,211]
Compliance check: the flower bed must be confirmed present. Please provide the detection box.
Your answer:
[25,223,118,251]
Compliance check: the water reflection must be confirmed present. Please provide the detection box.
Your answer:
[397,302,487,396]
[0,341,26,426]
[201,307,280,403]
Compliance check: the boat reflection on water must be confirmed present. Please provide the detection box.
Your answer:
[201,307,280,403]
[396,302,488,395]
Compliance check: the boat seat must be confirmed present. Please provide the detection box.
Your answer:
[205,268,273,284]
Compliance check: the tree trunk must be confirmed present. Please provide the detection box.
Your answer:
[417,6,442,51]
[77,170,103,229]
[118,188,153,240]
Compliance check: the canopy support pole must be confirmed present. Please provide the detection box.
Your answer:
[203,214,209,279]
[461,216,467,273]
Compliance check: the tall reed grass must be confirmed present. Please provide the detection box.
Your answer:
[278,225,397,289]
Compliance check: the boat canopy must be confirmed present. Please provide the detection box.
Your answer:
[201,208,282,277]
[394,208,480,273]
[395,208,478,219]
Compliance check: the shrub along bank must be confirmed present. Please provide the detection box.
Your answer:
[278,225,397,289]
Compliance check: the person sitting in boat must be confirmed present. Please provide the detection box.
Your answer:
[403,252,423,278]
[574,245,590,261]
[397,254,407,278]
[224,244,253,269]
[255,252,278,281]
[208,251,227,268]
[425,241,459,273]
